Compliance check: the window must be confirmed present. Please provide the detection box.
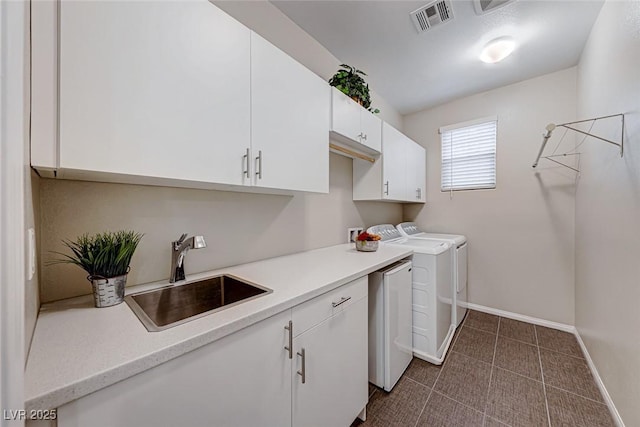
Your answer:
[440,117,497,192]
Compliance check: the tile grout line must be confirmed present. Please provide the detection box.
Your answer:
[412,314,467,427]
[538,345,586,361]
[545,383,611,406]
[535,326,553,427]
[482,317,501,425]
[412,382,432,427]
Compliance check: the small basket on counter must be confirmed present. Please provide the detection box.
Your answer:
[355,231,381,252]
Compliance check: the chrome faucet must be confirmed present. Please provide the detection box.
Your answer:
[170,233,207,283]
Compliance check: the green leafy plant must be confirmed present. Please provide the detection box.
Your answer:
[49,230,143,278]
[328,64,380,114]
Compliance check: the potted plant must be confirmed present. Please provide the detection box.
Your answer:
[355,231,381,252]
[49,230,143,307]
[328,64,380,114]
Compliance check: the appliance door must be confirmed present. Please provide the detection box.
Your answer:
[456,243,468,327]
[383,260,413,391]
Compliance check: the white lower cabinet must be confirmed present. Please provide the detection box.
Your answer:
[292,277,368,427]
[57,310,292,427]
[56,277,368,427]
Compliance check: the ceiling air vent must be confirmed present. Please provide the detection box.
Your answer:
[473,0,516,15]
[410,0,454,33]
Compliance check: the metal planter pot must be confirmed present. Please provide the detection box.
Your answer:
[88,274,127,308]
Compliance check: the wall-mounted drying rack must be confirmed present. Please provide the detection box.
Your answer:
[532,113,624,172]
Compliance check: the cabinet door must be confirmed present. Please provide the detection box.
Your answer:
[331,88,362,142]
[406,141,426,202]
[414,143,427,202]
[382,123,407,201]
[360,110,383,153]
[251,33,330,193]
[57,310,292,427]
[292,297,368,427]
[58,1,251,185]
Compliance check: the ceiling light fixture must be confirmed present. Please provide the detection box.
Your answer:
[480,37,516,63]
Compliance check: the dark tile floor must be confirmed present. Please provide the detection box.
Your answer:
[353,310,614,427]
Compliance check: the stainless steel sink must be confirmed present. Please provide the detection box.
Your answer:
[125,275,272,332]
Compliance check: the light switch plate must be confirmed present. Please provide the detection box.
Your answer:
[347,227,364,243]
[27,228,36,280]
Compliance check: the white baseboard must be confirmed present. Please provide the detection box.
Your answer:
[574,331,625,427]
[466,302,625,426]
[465,302,575,333]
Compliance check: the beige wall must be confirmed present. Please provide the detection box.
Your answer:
[403,68,577,324]
[575,1,640,424]
[40,154,402,302]
[38,2,403,302]
[212,0,402,129]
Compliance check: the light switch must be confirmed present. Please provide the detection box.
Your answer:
[27,228,36,280]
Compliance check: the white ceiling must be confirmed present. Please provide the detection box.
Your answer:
[271,0,604,114]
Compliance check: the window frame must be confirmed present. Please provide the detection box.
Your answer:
[439,116,498,192]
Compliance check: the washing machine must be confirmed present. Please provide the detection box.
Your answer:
[396,222,468,328]
[368,224,454,365]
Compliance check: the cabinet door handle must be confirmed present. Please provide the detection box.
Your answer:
[384,181,389,195]
[297,348,306,384]
[284,321,293,359]
[243,148,250,178]
[362,133,367,141]
[255,150,263,179]
[332,296,351,308]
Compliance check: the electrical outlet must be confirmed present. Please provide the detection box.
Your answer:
[347,227,364,243]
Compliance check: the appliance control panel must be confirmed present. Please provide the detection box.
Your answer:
[367,224,402,241]
[397,222,420,235]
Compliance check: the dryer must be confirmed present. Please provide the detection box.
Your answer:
[368,224,454,365]
[396,222,468,328]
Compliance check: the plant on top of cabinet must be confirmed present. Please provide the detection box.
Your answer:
[328,64,380,114]
[49,230,143,308]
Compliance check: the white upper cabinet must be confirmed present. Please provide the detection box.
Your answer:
[330,88,382,155]
[250,33,329,194]
[56,1,251,185]
[381,123,409,201]
[32,1,329,194]
[360,108,383,153]
[407,141,426,202]
[331,89,362,144]
[353,122,426,203]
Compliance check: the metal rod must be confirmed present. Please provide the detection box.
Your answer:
[532,131,553,168]
[329,143,376,163]
[545,153,580,158]
[558,113,624,127]
[560,125,621,148]
[541,156,580,173]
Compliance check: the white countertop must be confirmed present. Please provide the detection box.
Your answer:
[25,243,412,411]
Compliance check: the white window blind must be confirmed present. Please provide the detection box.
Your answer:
[441,118,497,191]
